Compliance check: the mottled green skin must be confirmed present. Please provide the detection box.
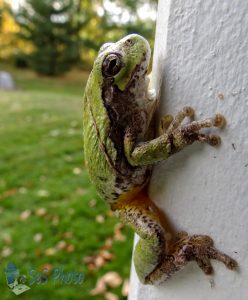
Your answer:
[82,61,117,201]
[83,34,237,285]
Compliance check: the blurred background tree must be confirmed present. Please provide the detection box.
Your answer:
[2,0,157,75]
[13,0,85,75]
[0,0,30,61]
[79,0,157,68]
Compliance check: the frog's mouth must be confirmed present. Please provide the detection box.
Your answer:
[126,53,150,91]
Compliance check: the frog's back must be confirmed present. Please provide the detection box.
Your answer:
[83,71,116,201]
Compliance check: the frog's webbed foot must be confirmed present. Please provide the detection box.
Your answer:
[178,234,238,275]
[147,233,238,284]
[169,232,215,275]
[160,107,225,152]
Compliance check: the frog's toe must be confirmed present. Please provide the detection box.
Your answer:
[183,106,194,118]
[164,106,195,135]
[196,257,214,275]
[223,256,238,271]
[197,134,221,146]
[159,115,173,135]
[213,114,226,128]
[190,240,238,272]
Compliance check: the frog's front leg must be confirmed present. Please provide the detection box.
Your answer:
[116,192,237,285]
[124,107,225,166]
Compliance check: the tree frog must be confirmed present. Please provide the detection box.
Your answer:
[82,34,237,284]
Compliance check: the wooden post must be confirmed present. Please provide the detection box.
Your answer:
[129,0,248,299]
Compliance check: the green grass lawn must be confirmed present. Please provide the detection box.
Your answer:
[0,66,133,300]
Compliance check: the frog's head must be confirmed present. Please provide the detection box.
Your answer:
[95,34,151,91]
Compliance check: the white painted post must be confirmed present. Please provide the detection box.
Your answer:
[128,0,248,299]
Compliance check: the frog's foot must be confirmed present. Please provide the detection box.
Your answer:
[177,234,238,275]
[165,108,225,152]
[146,232,237,284]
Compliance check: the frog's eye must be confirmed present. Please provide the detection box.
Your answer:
[102,53,123,77]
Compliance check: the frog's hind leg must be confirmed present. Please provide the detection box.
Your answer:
[116,192,167,284]
[116,191,237,285]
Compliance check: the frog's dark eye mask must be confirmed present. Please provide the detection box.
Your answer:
[102,53,123,77]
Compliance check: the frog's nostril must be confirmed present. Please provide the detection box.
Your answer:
[125,39,133,46]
